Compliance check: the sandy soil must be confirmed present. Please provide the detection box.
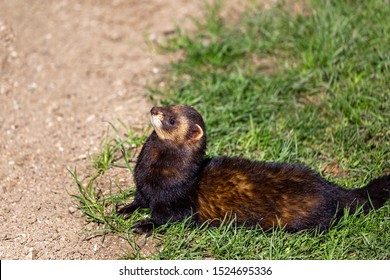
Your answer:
[0,0,206,260]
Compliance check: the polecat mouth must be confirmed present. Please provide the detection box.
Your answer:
[150,113,162,129]
[150,113,168,139]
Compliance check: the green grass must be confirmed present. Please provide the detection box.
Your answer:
[70,0,390,259]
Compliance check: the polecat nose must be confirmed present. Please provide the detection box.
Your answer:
[151,107,158,115]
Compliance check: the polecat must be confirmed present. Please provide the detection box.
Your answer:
[117,105,389,234]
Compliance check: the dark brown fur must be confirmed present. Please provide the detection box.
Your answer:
[117,105,390,234]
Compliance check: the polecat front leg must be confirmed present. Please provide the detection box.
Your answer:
[132,219,155,236]
[117,201,140,219]
[117,193,147,219]
[117,194,156,235]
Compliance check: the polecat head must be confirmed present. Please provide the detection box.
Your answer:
[149,105,206,146]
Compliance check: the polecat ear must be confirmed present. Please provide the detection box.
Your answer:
[191,124,204,141]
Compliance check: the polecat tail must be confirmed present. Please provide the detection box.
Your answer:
[347,175,390,213]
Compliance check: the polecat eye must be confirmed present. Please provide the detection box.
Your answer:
[169,118,176,125]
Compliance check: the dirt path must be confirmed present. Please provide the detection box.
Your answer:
[0,0,202,260]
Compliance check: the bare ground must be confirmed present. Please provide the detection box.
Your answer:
[0,0,205,260]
